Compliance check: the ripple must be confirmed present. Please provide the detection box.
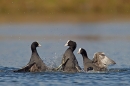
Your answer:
[0,67,130,86]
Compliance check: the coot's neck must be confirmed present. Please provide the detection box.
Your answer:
[69,46,76,52]
[31,47,38,53]
[81,51,89,61]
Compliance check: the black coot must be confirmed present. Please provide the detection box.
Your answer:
[57,40,82,73]
[78,48,100,71]
[14,41,47,72]
[78,48,116,71]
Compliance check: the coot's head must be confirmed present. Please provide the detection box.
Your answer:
[77,48,86,55]
[31,41,41,51]
[65,40,76,47]
[64,40,77,51]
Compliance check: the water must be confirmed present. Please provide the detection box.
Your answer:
[0,23,130,86]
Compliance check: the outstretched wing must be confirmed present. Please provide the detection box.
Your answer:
[92,52,116,68]
[14,62,38,72]
[100,54,116,66]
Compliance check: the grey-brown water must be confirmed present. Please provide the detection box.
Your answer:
[0,23,130,86]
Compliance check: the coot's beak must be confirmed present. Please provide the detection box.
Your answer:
[64,43,68,46]
[38,43,41,47]
[36,41,41,47]
[77,48,82,54]
[64,40,71,46]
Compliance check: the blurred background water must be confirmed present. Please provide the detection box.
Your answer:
[0,0,130,86]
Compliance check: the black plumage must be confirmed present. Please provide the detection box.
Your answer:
[78,48,100,71]
[60,40,82,73]
[78,48,116,71]
[14,41,47,72]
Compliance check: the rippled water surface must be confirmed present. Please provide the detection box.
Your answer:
[0,23,130,86]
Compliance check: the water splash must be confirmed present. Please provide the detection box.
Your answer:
[45,53,62,69]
